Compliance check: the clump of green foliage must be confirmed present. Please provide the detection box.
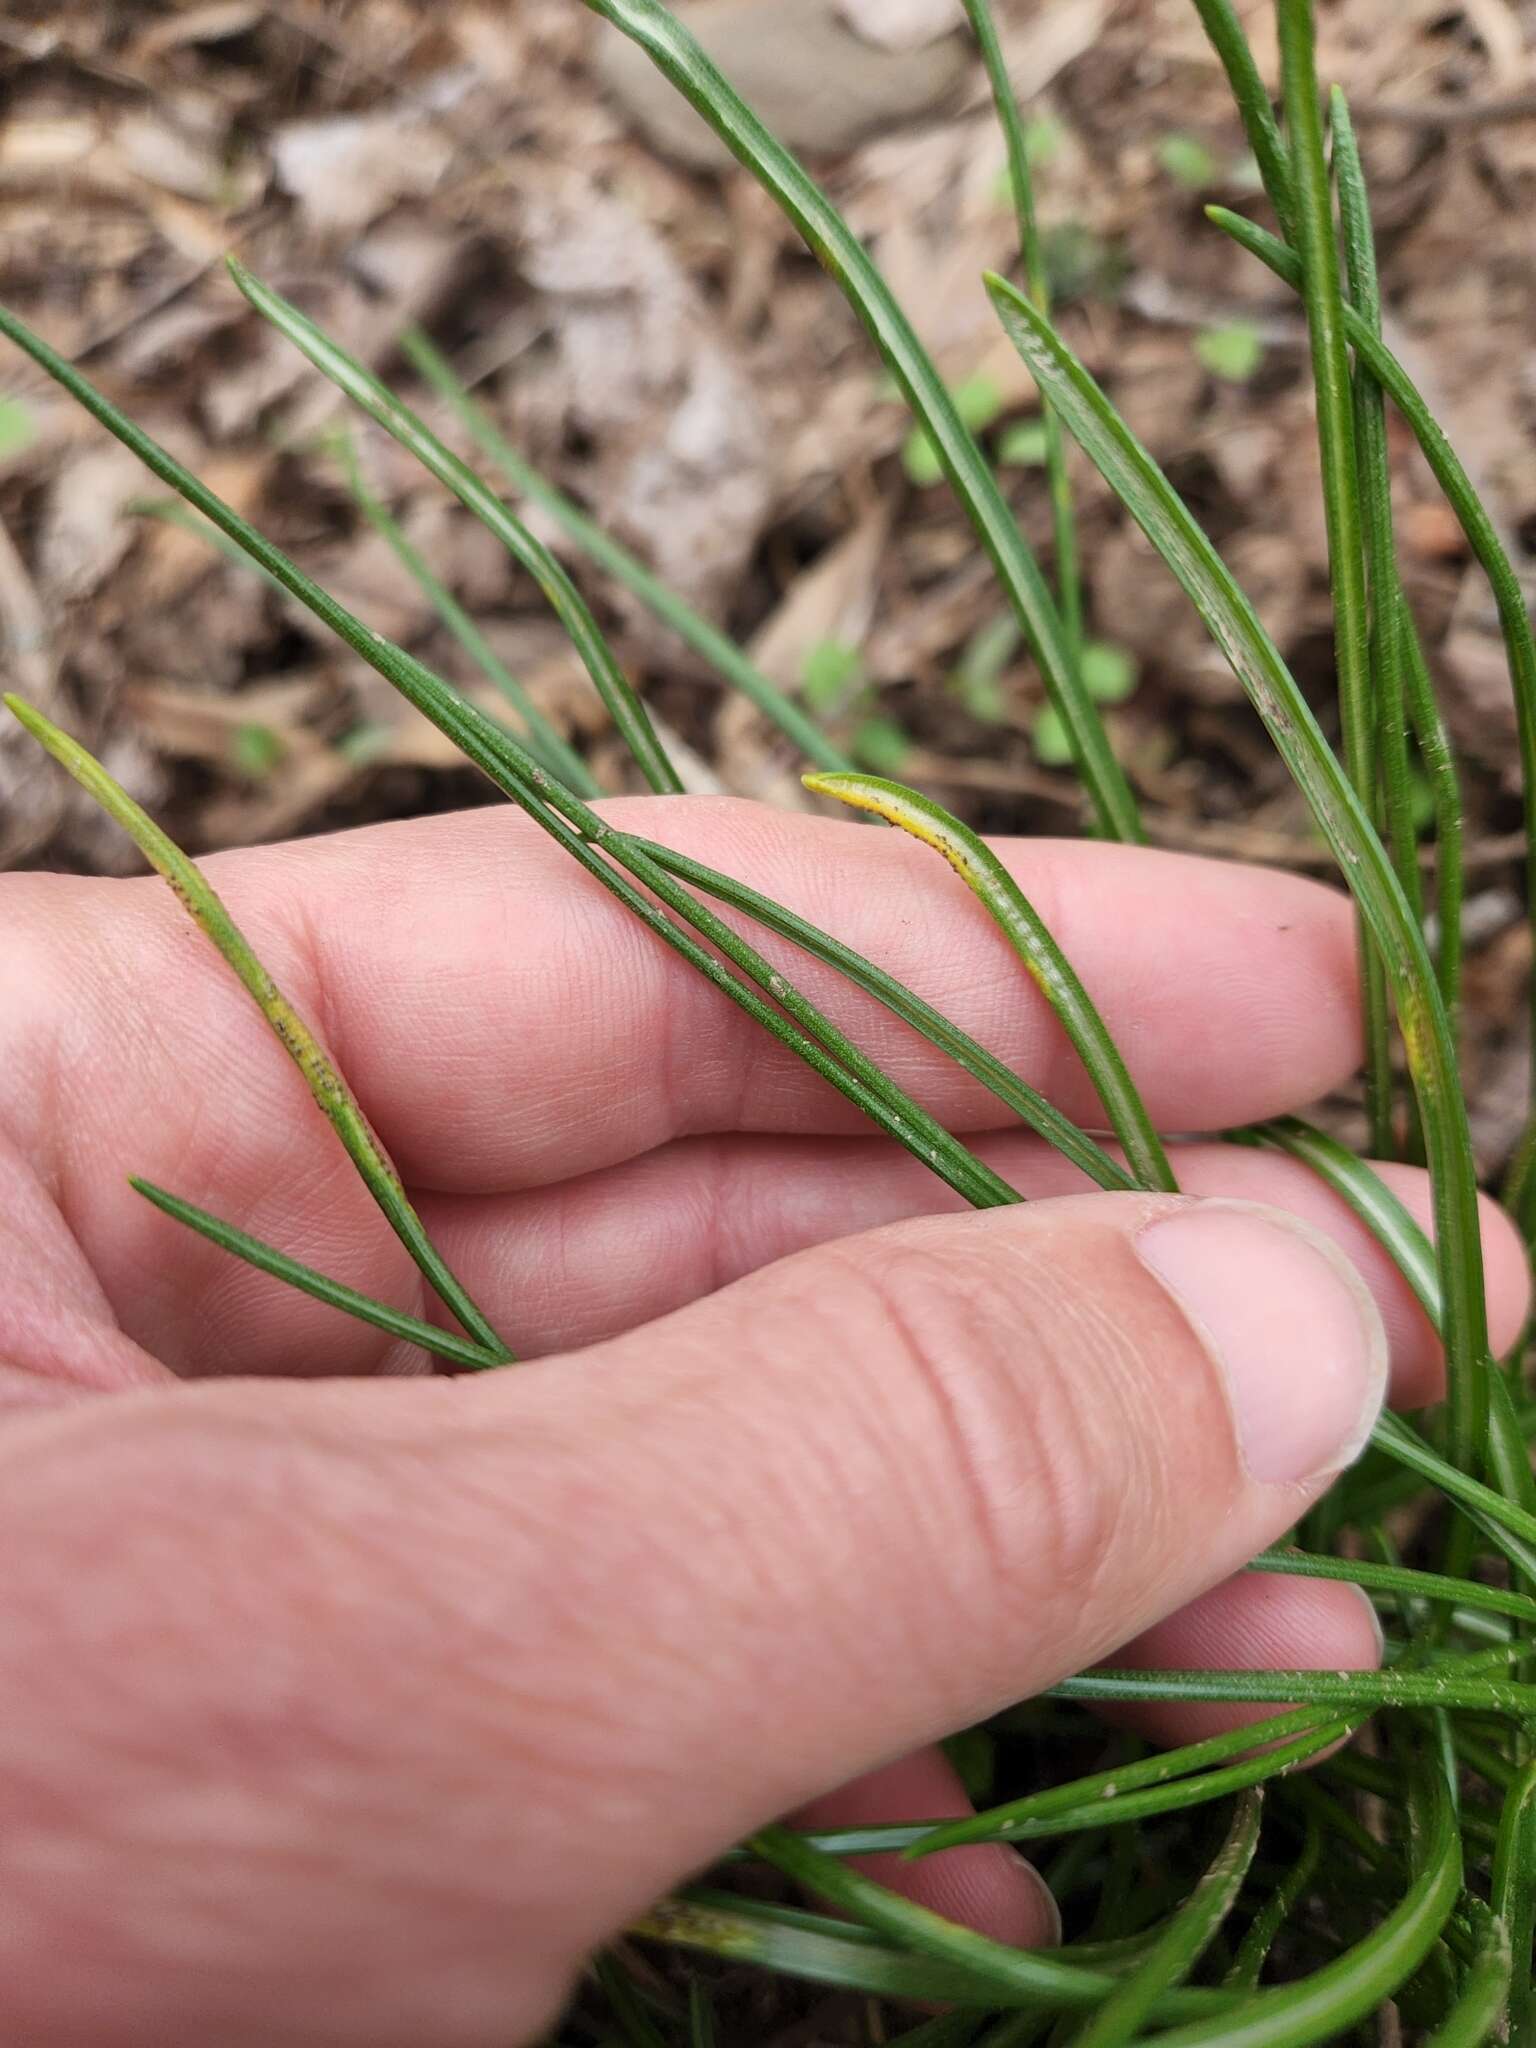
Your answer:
[5,0,1536,2039]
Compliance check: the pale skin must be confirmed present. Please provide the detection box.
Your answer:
[1,796,1528,2047]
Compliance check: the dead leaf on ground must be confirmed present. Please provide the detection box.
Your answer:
[596,0,971,165]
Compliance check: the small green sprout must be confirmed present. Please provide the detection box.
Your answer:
[1157,132,1220,190]
[1195,320,1265,382]
[997,420,1050,469]
[850,716,911,774]
[0,394,35,463]
[802,638,865,715]
[950,611,1020,724]
[229,722,284,781]
[1032,641,1139,763]
[902,372,1005,487]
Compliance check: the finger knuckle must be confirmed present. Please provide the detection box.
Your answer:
[814,1227,1143,1640]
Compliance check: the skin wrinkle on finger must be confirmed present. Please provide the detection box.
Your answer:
[0,793,1499,2042]
[408,1132,1525,1403]
[0,1189,1377,2045]
[0,799,1362,1202]
[1102,1571,1386,1747]
[0,937,1525,1394]
[0,799,1370,1377]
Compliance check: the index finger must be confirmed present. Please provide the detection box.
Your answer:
[6,795,1359,1202]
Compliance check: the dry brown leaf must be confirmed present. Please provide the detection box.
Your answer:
[271,108,455,235]
[596,0,970,165]
[112,112,224,202]
[125,676,328,758]
[37,443,148,602]
[130,3,264,63]
[0,118,100,179]
[515,175,772,613]
[747,506,892,687]
[834,0,964,53]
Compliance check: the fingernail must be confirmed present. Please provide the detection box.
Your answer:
[1349,1580,1387,1663]
[1136,1201,1387,1486]
[1015,1855,1063,1947]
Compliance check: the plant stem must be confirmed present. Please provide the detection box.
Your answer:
[400,327,853,774]
[580,0,1142,842]
[961,0,1082,659]
[1279,7,1394,1163]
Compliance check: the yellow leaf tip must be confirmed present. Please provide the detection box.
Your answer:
[3,691,46,735]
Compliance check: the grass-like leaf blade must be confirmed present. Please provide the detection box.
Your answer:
[1068,1790,1263,2048]
[4,693,512,1363]
[1210,201,1536,1217]
[984,269,1491,1476]
[332,429,600,796]
[802,773,1176,1193]
[1423,1899,1511,2048]
[626,832,1132,1190]
[130,1179,503,1371]
[1491,1762,1536,2046]
[1278,7,1393,1162]
[747,1824,1227,2019]
[400,327,852,775]
[961,0,1082,660]
[581,0,1142,844]
[1084,1747,1462,2048]
[228,261,683,797]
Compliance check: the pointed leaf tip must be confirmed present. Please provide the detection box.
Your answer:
[4,692,52,742]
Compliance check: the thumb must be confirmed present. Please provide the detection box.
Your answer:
[1,1193,1385,2048]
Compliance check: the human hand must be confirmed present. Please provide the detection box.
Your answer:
[1,798,1526,2046]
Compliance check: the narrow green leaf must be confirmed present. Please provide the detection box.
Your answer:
[1186,0,1296,235]
[1252,1547,1536,1632]
[685,1980,715,2048]
[1068,1791,1263,2048]
[581,0,1142,842]
[802,773,1176,1192]
[631,1888,1212,2014]
[227,261,683,797]
[1248,1120,1534,1517]
[1052,1663,1536,1715]
[1221,1816,1321,1991]
[331,430,599,796]
[962,0,1082,658]
[1247,1117,1437,1319]
[130,1180,504,1371]
[912,1702,1346,1859]
[1279,7,1393,1164]
[398,329,852,773]
[4,694,512,1364]
[747,1824,1226,2019]
[905,1718,1348,1854]
[594,1953,673,2048]
[1210,202,1536,1225]
[1372,1411,1536,1561]
[1331,85,1427,1073]
[628,834,1133,1191]
[1492,1760,1536,2045]
[1116,1746,1462,2048]
[1423,1899,1510,2048]
[1402,615,1465,1029]
[984,269,1491,1477]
